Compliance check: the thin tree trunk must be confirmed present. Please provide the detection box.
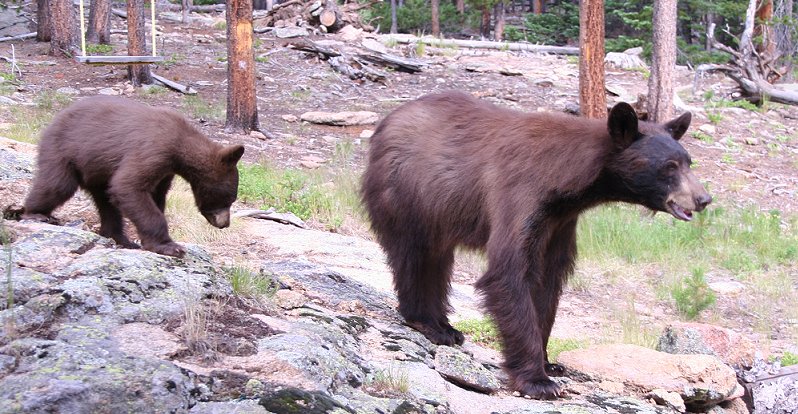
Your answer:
[431,0,440,36]
[225,0,260,133]
[50,0,76,57]
[36,0,51,42]
[390,0,398,33]
[87,0,112,44]
[648,0,678,122]
[127,0,153,85]
[480,6,491,39]
[456,0,464,14]
[578,0,606,119]
[493,1,505,41]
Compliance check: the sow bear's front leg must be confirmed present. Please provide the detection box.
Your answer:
[476,239,560,400]
[109,171,185,258]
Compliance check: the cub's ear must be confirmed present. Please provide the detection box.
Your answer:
[607,102,639,150]
[221,145,245,165]
[663,112,692,141]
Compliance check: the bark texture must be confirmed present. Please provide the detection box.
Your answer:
[431,0,440,37]
[36,0,51,42]
[225,0,260,134]
[647,0,677,122]
[87,0,112,44]
[50,0,76,56]
[578,0,606,119]
[127,0,153,85]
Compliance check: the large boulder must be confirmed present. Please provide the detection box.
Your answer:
[657,322,757,370]
[558,344,743,412]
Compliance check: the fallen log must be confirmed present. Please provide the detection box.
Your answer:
[151,73,197,95]
[0,32,36,43]
[384,35,579,55]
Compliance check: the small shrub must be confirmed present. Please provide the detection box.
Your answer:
[707,112,723,124]
[671,267,716,320]
[781,351,798,367]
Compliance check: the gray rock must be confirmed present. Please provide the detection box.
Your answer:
[657,322,756,370]
[274,27,309,38]
[190,399,270,414]
[0,147,34,180]
[299,111,379,126]
[434,346,500,394]
[0,336,204,413]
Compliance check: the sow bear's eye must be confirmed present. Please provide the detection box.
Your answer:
[664,161,679,173]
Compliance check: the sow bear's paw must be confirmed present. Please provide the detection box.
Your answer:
[513,378,561,400]
[151,242,186,258]
[545,362,566,376]
[408,321,465,346]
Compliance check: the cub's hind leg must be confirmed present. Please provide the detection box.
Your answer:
[23,155,80,222]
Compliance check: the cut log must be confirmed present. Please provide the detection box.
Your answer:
[319,9,337,27]
[0,32,36,43]
[385,35,579,55]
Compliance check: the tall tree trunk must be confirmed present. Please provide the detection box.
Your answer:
[532,0,543,14]
[225,0,260,134]
[390,0,398,33]
[36,0,51,42]
[431,0,440,36]
[705,11,714,51]
[480,6,491,39]
[456,0,464,14]
[127,0,153,86]
[87,0,112,44]
[50,0,76,56]
[493,1,505,41]
[578,0,606,119]
[648,0,678,122]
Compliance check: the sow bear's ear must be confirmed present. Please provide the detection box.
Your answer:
[663,112,692,141]
[221,145,245,165]
[607,102,639,150]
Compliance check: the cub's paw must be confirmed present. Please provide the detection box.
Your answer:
[513,378,561,400]
[151,242,186,258]
[545,362,565,376]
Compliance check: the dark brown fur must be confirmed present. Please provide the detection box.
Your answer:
[361,91,711,399]
[23,96,245,258]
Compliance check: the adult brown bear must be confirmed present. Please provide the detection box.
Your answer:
[23,96,245,258]
[361,91,711,399]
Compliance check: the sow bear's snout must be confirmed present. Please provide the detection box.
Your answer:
[202,209,231,228]
[695,193,712,212]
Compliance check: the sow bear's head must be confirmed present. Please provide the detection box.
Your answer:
[607,103,711,221]
[191,144,245,229]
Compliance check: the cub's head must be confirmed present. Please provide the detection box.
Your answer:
[607,103,711,221]
[191,144,245,229]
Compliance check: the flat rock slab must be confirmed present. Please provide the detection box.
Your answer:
[558,344,742,411]
[300,111,379,126]
[434,346,500,394]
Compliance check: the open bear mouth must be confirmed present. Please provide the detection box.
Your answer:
[667,201,693,221]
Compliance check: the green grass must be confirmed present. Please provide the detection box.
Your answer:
[454,317,501,350]
[2,90,72,143]
[225,266,277,299]
[454,316,587,359]
[369,365,410,395]
[578,205,797,278]
[692,131,714,143]
[237,162,363,232]
[85,43,114,55]
[182,95,224,123]
[707,112,723,124]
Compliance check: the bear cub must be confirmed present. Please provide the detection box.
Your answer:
[361,91,711,399]
[23,96,245,258]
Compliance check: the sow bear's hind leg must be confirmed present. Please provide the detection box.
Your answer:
[387,235,463,346]
[23,160,80,222]
[88,187,140,249]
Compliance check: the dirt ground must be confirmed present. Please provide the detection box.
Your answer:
[2,11,797,358]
